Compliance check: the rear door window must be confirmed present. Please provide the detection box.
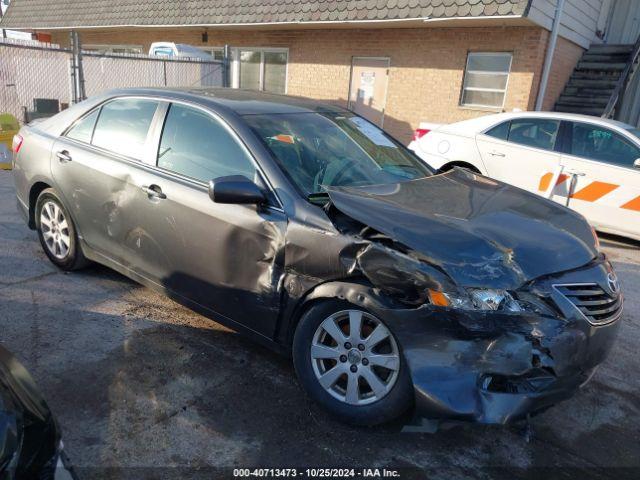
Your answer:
[66,109,100,144]
[91,98,159,160]
[507,119,560,151]
[570,122,640,168]
[157,103,256,182]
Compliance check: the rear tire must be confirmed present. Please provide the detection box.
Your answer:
[293,300,413,426]
[35,188,89,271]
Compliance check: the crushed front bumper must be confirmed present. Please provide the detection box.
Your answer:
[373,256,622,424]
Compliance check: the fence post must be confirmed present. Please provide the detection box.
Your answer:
[163,61,167,86]
[69,32,77,103]
[223,44,231,88]
[69,31,86,103]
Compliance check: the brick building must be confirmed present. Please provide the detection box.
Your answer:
[0,1,624,142]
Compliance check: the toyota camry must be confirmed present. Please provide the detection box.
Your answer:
[12,89,622,427]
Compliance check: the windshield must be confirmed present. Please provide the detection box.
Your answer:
[244,112,432,197]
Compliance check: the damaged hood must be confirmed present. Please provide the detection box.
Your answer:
[326,169,598,289]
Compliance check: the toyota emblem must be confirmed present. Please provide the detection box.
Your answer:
[607,272,620,294]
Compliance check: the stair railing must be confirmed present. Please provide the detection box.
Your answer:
[602,33,640,118]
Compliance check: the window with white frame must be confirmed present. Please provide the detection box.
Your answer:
[460,52,512,109]
[233,48,288,94]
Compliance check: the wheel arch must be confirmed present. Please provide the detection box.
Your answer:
[28,181,52,229]
[281,278,394,348]
[437,161,481,174]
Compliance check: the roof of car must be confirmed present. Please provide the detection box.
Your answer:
[440,110,637,136]
[491,111,635,128]
[105,87,349,116]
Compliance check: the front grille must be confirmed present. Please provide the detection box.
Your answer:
[554,283,622,326]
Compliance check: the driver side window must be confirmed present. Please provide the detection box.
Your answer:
[570,123,640,168]
[157,103,256,183]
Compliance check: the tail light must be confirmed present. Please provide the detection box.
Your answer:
[12,134,24,153]
[412,128,431,142]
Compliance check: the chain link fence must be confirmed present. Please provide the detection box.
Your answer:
[0,37,226,125]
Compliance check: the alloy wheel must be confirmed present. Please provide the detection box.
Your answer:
[310,310,400,406]
[40,201,70,259]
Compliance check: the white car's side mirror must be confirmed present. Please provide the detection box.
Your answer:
[633,158,640,169]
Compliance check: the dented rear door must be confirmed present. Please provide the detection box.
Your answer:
[49,139,139,264]
[51,97,162,263]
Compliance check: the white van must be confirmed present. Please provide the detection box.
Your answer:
[148,42,216,61]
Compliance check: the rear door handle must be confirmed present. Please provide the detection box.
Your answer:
[488,150,505,157]
[141,184,167,200]
[565,169,585,176]
[56,150,72,163]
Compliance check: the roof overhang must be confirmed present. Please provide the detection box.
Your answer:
[2,15,534,32]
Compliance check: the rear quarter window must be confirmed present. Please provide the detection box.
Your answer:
[485,121,510,141]
[66,109,100,144]
[91,98,159,160]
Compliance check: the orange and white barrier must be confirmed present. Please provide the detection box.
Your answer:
[538,169,640,212]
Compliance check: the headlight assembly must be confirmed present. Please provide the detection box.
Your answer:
[428,288,555,316]
[428,288,522,311]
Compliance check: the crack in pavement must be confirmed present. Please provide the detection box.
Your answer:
[0,270,59,289]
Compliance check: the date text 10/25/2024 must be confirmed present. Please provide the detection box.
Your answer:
[233,468,401,478]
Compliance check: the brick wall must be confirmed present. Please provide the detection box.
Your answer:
[540,35,585,111]
[49,25,550,144]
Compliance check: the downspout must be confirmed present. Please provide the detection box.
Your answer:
[535,0,566,111]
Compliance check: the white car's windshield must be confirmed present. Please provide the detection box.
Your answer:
[245,112,432,197]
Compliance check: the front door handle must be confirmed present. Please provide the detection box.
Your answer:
[141,184,167,200]
[488,150,505,157]
[56,150,72,163]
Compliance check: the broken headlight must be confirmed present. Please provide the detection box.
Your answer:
[428,288,555,315]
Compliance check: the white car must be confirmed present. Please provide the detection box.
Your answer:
[408,112,640,241]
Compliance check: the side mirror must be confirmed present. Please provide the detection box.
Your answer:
[208,175,266,205]
[634,159,640,169]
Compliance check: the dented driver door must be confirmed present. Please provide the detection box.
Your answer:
[123,102,288,338]
[127,167,287,337]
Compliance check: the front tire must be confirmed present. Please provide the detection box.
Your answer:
[293,300,413,426]
[35,188,89,271]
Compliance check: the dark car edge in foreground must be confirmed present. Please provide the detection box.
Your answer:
[11,88,622,427]
[0,344,77,479]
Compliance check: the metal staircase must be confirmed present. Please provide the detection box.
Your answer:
[554,41,640,118]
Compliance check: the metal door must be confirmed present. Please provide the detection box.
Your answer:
[348,57,390,127]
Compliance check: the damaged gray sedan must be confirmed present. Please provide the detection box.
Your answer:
[12,88,622,426]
